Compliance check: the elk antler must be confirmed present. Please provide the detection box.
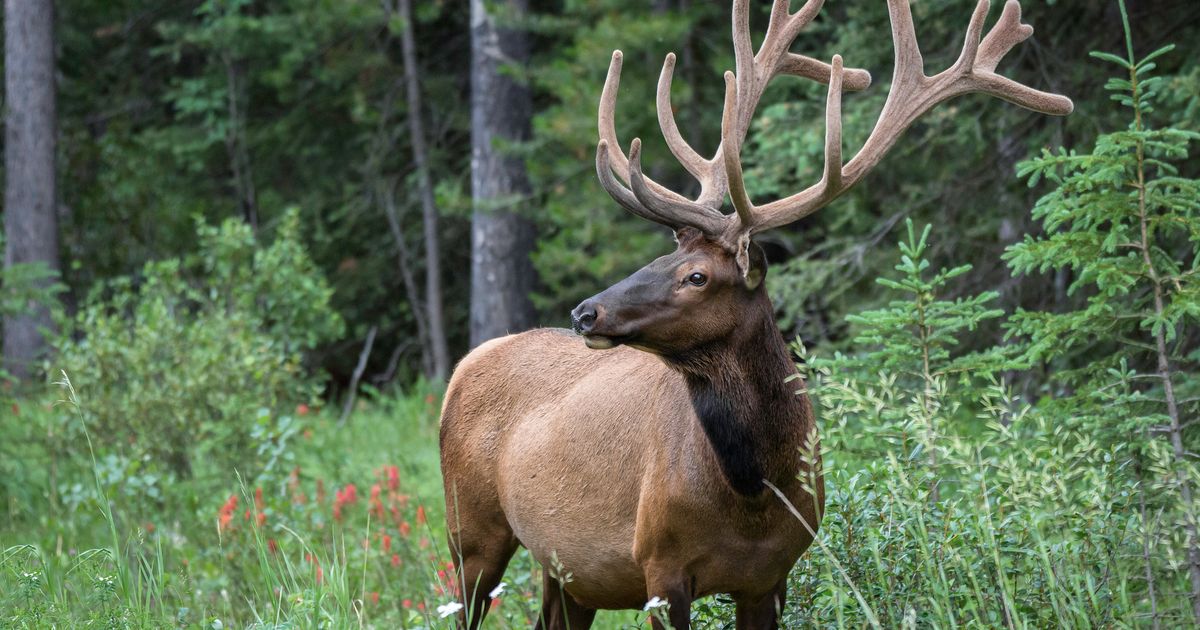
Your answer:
[596,0,1072,251]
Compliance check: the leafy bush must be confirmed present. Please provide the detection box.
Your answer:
[54,211,342,504]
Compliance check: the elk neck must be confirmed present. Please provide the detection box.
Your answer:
[668,289,810,497]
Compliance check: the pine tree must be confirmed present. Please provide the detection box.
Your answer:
[1004,1,1200,620]
[814,220,1005,501]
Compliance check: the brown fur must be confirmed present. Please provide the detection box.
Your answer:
[439,234,823,629]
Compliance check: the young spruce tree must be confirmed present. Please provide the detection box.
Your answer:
[813,220,1004,501]
[1004,1,1200,621]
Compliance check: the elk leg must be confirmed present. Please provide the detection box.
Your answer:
[645,571,693,630]
[447,524,518,630]
[535,572,596,630]
[734,578,788,630]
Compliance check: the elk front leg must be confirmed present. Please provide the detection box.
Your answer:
[734,577,788,630]
[645,568,693,630]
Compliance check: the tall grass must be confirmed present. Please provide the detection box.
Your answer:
[1,373,1180,628]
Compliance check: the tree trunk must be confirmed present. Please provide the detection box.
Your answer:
[397,0,450,380]
[469,0,538,348]
[3,0,60,380]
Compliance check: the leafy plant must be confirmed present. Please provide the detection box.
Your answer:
[1005,0,1200,620]
[54,211,342,509]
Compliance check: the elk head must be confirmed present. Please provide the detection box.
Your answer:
[571,226,767,354]
[574,0,1072,354]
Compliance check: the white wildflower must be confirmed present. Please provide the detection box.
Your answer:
[437,601,464,618]
[489,582,507,599]
[643,596,667,611]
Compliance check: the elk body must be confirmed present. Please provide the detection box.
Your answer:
[439,1,1071,628]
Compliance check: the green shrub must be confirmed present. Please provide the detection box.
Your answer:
[54,210,342,507]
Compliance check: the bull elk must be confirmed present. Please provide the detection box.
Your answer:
[440,1,1071,628]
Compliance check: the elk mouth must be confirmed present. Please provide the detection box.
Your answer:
[581,333,632,350]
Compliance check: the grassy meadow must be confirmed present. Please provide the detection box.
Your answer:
[2,363,1190,628]
[1,378,670,629]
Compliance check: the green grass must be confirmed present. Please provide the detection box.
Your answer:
[1,374,1190,628]
[0,382,656,629]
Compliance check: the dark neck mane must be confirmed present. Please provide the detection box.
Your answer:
[666,291,810,496]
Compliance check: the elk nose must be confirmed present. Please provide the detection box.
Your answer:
[571,301,598,334]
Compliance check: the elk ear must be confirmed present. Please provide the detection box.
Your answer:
[674,226,704,249]
[735,233,765,291]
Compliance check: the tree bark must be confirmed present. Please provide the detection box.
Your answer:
[469,0,538,348]
[397,0,450,380]
[3,0,60,380]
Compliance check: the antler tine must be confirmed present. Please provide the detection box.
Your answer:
[627,139,728,234]
[978,0,1033,73]
[722,72,754,227]
[822,55,845,191]
[656,53,709,182]
[954,0,991,72]
[740,0,1073,236]
[595,140,677,228]
[721,0,868,232]
[731,0,755,132]
[762,0,872,91]
[597,51,694,206]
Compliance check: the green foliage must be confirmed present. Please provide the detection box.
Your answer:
[53,212,342,504]
[825,220,1006,383]
[1006,63,1200,387]
[1003,8,1200,618]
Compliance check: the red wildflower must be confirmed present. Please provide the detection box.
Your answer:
[491,598,501,610]
[369,591,379,605]
[144,522,155,534]
[268,539,278,554]
[297,403,310,416]
[391,553,401,568]
[255,487,265,512]
[315,565,324,585]
[382,534,392,553]
[256,511,266,527]
[11,403,19,416]
[316,479,326,505]
[419,537,430,549]
[417,602,425,612]
[218,494,238,532]
[370,483,383,519]
[244,509,250,521]
[416,505,427,525]
[402,599,412,609]
[386,465,400,492]
[333,483,359,521]
[399,521,411,537]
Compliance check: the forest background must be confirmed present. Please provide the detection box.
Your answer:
[2,0,1200,628]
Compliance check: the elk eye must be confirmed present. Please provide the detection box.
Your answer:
[687,272,707,286]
